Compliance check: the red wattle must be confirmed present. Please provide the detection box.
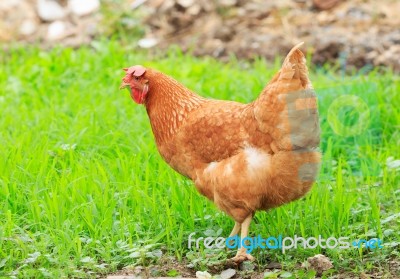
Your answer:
[131,87,148,104]
[131,88,141,104]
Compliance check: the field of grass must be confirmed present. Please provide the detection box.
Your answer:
[0,41,399,278]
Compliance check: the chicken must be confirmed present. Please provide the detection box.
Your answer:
[120,43,321,262]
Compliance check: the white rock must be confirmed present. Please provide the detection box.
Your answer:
[196,271,212,279]
[47,20,67,41]
[137,37,158,48]
[68,0,100,17]
[19,19,37,36]
[37,0,66,22]
[220,268,236,279]
[177,0,195,8]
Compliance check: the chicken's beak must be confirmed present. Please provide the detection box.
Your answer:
[119,81,129,90]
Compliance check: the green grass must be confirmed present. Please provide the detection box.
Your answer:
[0,41,399,278]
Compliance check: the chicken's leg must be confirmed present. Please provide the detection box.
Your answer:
[227,221,241,252]
[228,222,241,237]
[231,215,255,263]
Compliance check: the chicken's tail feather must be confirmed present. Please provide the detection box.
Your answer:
[279,42,312,89]
[253,43,319,151]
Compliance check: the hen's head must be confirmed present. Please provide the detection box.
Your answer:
[120,65,149,104]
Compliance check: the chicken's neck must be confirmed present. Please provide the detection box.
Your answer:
[145,74,204,145]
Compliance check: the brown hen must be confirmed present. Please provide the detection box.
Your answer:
[120,43,321,262]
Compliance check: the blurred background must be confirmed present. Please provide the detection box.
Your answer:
[1,0,399,72]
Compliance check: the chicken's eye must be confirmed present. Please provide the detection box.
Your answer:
[134,76,140,81]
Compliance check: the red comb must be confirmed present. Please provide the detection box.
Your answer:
[125,65,146,76]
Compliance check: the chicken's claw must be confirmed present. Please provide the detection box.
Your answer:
[230,252,255,264]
